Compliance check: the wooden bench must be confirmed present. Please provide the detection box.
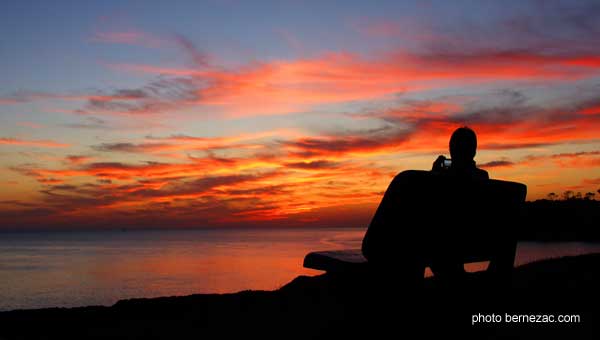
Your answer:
[304,249,368,273]
[303,170,527,279]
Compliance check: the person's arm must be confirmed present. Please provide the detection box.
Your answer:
[431,155,447,172]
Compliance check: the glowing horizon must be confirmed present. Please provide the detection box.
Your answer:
[1,1,599,229]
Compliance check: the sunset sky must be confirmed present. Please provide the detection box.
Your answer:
[1,0,599,229]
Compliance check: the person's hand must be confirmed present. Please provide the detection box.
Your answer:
[432,155,447,171]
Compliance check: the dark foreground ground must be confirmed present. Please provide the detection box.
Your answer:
[1,254,599,340]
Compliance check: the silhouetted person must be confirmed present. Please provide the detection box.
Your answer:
[362,126,493,287]
[429,127,488,279]
[431,126,488,180]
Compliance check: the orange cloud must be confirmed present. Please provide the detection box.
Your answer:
[5,143,393,228]
[0,137,69,148]
[582,178,600,186]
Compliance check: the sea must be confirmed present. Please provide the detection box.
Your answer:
[1,227,599,311]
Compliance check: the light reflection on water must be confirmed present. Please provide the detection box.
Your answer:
[0,228,599,311]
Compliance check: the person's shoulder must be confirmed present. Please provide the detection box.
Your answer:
[474,167,489,179]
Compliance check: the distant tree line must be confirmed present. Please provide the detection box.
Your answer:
[545,189,599,201]
[520,190,600,242]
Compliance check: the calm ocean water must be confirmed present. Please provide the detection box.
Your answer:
[1,228,599,311]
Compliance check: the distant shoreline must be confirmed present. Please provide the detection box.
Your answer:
[2,199,598,242]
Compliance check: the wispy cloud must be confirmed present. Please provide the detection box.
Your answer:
[63,117,109,129]
[523,151,600,168]
[65,155,94,165]
[355,1,600,56]
[76,77,199,115]
[16,121,44,129]
[91,129,300,155]
[284,160,341,170]
[91,30,166,48]
[480,151,600,171]
[0,98,20,105]
[480,160,515,168]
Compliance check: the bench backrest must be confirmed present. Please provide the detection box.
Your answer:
[361,170,527,267]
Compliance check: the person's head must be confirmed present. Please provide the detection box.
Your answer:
[449,126,477,165]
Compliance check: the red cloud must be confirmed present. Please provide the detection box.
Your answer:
[578,104,600,115]
[564,56,600,68]
[109,48,600,117]
[278,97,600,160]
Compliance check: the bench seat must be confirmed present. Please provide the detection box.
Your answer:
[303,249,367,273]
[303,249,505,273]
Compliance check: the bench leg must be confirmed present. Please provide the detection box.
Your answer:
[369,261,425,291]
[487,240,517,284]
